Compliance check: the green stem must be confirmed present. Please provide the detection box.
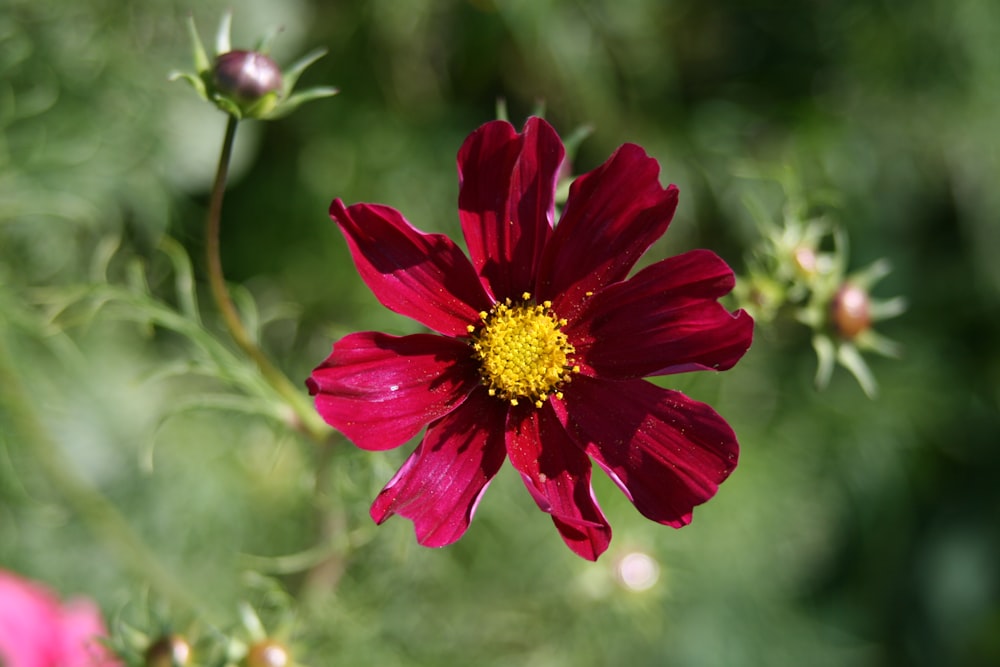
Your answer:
[207,116,345,597]
[205,115,329,442]
[0,334,212,619]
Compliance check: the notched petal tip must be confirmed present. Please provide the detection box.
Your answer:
[458,116,563,300]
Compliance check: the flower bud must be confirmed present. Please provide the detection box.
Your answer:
[793,246,817,277]
[144,634,192,667]
[831,283,870,339]
[245,639,291,667]
[172,12,337,120]
[213,50,284,104]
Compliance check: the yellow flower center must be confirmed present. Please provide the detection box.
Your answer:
[468,293,578,408]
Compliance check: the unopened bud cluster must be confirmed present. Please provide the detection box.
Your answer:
[108,592,299,667]
[736,197,905,398]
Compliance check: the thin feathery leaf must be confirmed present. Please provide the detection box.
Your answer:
[89,236,121,283]
[158,237,201,322]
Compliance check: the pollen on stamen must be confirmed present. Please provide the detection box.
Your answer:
[468,294,578,408]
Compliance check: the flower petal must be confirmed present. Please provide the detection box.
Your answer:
[58,599,119,666]
[0,570,119,667]
[307,332,479,451]
[458,117,563,300]
[536,143,679,318]
[370,388,508,548]
[0,569,61,667]
[331,199,491,336]
[506,404,612,560]
[569,250,754,378]
[554,376,739,528]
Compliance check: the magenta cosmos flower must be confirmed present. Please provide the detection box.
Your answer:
[0,569,120,667]
[308,117,753,560]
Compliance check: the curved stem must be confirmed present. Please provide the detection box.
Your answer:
[205,115,329,442]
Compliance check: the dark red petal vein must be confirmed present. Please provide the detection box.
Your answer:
[536,144,678,319]
[569,250,754,378]
[331,199,491,336]
[506,403,611,560]
[458,117,563,300]
[554,376,739,528]
[370,387,508,548]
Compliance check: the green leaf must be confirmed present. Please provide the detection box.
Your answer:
[211,94,243,119]
[254,25,283,56]
[837,342,878,398]
[812,334,836,390]
[279,48,328,98]
[215,9,233,57]
[158,237,200,323]
[265,87,339,120]
[185,13,211,74]
[167,71,208,100]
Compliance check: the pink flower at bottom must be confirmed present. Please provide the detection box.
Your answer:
[0,569,120,667]
[308,117,753,560]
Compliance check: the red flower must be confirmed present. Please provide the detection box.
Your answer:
[0,569,120,667]
[308,118,753,560]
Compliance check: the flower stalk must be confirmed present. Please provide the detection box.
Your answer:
[204,115,330,443]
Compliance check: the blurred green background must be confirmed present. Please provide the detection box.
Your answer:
[2,0,999,665]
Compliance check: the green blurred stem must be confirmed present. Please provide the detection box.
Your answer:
[205,115,329,443]
[0,335,211,619]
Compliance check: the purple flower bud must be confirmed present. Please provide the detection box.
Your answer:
[213,50,283,103]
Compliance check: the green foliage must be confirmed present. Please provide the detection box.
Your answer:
[2,1,999,666]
